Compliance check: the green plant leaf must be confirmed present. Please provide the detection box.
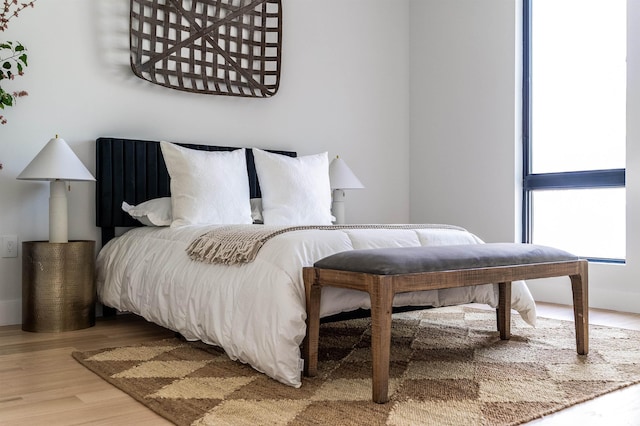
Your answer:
[15,45,24,52]
[19,54,27,66]
[1,93,13,107]
[2,62,11,69]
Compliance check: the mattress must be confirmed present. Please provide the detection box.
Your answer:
[96,225,537,387]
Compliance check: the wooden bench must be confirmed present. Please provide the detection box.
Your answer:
[302,243,588,403]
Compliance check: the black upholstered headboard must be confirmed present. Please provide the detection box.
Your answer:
[95,137,296,245]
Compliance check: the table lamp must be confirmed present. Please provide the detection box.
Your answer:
[17,135,95,243]
[329,156,364,224]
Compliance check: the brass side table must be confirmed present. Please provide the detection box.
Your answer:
[22,240,96,332]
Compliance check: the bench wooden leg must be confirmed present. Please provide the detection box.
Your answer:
[570,261,589,355]
[369,275,394,404]
[497,282,512,340]
[303,268,322,377]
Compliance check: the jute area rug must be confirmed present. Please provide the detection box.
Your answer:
[72,306,640,425]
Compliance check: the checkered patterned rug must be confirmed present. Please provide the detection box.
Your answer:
[72,307,640,425]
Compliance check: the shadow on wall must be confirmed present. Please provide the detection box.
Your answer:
[90,0,141,84]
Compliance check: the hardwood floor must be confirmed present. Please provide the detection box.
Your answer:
[0,315,174,425]
[0,303,639,425]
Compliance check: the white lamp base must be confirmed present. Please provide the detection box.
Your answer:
[332,189,346,225]
[49,180,68,243]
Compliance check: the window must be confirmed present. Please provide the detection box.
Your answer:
[523,0,626,262]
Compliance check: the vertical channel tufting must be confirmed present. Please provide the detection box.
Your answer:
[95,137,297,246]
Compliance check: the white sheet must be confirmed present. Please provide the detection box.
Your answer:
[96,225,537,388]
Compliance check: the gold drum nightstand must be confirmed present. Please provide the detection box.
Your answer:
[22,240,96,332]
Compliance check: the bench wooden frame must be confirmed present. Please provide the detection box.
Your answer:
[302,258,589,403]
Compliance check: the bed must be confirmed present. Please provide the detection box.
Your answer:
[95,137,537,388]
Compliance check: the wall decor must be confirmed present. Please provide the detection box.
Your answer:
[130,0,282,98]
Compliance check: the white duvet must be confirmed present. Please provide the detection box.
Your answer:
[96,225,537,388]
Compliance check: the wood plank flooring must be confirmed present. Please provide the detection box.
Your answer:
[0,303,639,425]
[0,315,174,425]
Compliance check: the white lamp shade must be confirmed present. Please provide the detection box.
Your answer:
[329,156,364,190]
[17,136,95,181]
[17,136,94,243]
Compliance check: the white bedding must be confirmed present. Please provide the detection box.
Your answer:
[96,225,537,388]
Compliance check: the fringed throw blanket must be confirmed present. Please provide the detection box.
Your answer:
[186,224,467,265]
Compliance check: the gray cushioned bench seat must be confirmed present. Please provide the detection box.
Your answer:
[314,243,579,275]
[302,242,589,404]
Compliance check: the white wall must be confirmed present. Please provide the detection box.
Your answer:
[409,0,640,314]
[0,0,411,325]
[409,0,521,242]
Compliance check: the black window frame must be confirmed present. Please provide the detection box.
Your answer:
[522,0,626,264]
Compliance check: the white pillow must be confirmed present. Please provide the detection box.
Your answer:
[253,148,333,225]
[122,197,172,226]
[160,142,253,226]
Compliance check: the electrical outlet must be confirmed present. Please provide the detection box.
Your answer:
[1,235,18,258]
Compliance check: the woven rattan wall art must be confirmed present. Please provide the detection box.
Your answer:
[130,0,282,98]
